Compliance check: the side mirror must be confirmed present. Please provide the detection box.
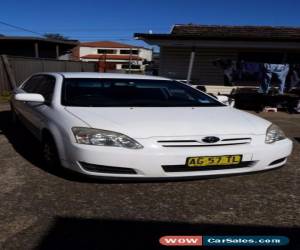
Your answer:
[15,93,45,103]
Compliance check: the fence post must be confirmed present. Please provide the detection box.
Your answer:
[1,55,17,89]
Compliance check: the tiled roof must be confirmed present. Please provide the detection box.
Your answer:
[80,54,142,60]
[80,41,140,48]
[135,24,300,41]
[172,24,300,40]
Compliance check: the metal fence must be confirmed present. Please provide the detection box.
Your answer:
[0,55,98,93]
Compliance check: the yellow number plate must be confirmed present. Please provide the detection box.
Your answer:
[186,155,242,167]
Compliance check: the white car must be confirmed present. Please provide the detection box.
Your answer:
[11,73,293,179]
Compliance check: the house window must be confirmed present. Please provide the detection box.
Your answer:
[97,49,117,54]
[120,49,139,55]
[121,64,141,69]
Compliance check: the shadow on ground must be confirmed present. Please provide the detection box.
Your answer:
[31,218,300,250]
[0,110,43,166]
[0,110,105,183]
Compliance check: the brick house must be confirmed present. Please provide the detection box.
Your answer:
[72,41,152,73]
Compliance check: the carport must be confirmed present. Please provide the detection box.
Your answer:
[0,36,78,59]
[135,24,300,86]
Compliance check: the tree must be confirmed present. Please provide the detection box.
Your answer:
[44,33,69,41]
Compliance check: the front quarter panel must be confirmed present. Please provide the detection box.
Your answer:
[44,107,89,162]
[40,74,90,163]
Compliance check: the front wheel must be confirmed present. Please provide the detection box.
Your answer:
[42,136,61,170]
[11,105,19,126]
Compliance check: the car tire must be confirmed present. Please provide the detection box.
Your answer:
[42,135,61,170]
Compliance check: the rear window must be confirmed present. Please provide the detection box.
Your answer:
[61,78,223,107]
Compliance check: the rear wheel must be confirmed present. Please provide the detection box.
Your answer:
[42,135,61,169]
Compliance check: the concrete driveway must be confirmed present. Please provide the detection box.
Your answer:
[0,104,299,249]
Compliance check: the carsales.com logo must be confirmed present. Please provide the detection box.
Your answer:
[159,235,289,247]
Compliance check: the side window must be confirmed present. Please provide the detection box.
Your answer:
[22,76,43,93]
[168,88,195,101]
[35,76,56,103]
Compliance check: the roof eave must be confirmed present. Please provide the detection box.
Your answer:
[0,36,79,45]
[134,33,300,43]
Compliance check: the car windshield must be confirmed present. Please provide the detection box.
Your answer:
[61,78,224,107]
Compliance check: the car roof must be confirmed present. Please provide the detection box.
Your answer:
[55,72,170,80]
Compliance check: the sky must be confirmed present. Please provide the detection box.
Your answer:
[1,0,300,48]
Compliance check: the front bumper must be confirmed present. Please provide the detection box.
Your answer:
[61,138,293,178]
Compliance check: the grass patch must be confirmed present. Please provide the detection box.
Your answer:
[0,90,11,104]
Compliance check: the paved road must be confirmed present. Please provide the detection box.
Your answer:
[0,104,299,249]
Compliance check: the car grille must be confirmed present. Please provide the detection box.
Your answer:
[162,161,256,172]
[157,137,252,147]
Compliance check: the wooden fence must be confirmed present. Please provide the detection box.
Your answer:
[0,55,98,93]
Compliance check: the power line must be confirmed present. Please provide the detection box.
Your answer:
[0,27,168,32]
[40,28,167,31]
[33,26,167,31]
[0,20,43,36]
[0,20,158,41]
[0,21,164,38]
[68,36,134,38]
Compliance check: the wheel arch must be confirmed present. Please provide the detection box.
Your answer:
[41,125,67,162]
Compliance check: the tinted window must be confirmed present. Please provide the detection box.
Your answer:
[22,76,44,93]
[22,75,55,103]
[97,49,117,54]
[34,76,56,102]
[120,50,139,55]
[121,64,141,69]
[61,78,223,107]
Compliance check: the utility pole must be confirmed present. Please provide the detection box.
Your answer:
[187,47,195,84]
[55,45,59,59]
[128,48,132,74]
[103,52,107,72]
[34,42,39,58]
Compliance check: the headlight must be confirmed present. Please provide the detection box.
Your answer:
[72,127,143,149]
[265,124,286,144]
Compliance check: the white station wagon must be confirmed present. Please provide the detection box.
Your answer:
[11,73,293,179]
